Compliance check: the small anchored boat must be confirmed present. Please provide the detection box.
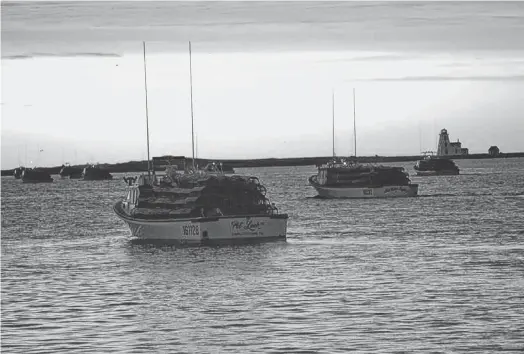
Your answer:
[21,168,53,183]
[309,89,418,198]
[202,162,235,174]
[309,157,418,198]
[82,164,113,180]
[59,163,83,179]
[13,166,26,179]
[414,153,460,176]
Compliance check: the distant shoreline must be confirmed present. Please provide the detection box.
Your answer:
[2,152,523,177]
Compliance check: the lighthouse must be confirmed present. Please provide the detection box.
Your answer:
[437,129,469,156]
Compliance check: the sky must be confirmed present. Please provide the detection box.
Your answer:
[2,49,524,169]
[2,1,524,169]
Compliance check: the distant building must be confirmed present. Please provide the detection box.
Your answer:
[488,146,500,156]
[437,129,469,157]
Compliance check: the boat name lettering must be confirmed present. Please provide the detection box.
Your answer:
[384,187,407,194]
[363,189,373,196]
[231,218,265,232]
[230,218,266,236]
[182,224,200,237]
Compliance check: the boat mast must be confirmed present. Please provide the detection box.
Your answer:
[353,88,357,158]
[189,41,196,171]
[142,41,151,180]
[332,89,335,157]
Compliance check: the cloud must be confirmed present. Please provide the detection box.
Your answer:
[2,52,121,60]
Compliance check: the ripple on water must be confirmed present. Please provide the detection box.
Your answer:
[2,158,524,353]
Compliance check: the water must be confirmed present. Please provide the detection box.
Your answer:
[2,158,524,353]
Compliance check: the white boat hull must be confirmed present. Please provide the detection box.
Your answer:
[415,170,459,176]
[309,176,418,198]
[114,202,287,244]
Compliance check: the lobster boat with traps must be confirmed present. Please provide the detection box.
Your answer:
[414,153,460,176]
[309,89,418,198]
[113,167,288,244]
[112,41,288,244]
[309,157,418,198]
[13,166,26,179]
[82,164,113,181]
[21,168,53,183]
[60,163,83,179]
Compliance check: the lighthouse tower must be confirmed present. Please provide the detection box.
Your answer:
[437,128,468,156]
[437,129,451,156]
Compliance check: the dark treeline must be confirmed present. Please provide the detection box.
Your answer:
[2,152,524,176]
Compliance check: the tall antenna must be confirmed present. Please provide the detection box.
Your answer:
[142,41,151,179]
[332,89,335,157]
[353,88,357,158]
[189,41,196,170]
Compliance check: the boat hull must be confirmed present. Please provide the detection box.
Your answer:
[22,178,53,183]
[309,176,418,198]
[83,176,113,181]
[415,170,459,176]
[113,202,288,245]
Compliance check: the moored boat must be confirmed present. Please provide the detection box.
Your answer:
[13,166,26,179]
[113,41,288,244]
[202,162,235,174]
[21,168,53,183]
[309,89,418,198]
[114,169,288,244]
[309,157,418,198]
[60,163,83,179]
[82,164,113,180]
[414,154,459,176]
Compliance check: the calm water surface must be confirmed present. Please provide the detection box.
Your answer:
[2,158,524,353]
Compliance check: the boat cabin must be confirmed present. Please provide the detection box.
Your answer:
[315,157,357,186]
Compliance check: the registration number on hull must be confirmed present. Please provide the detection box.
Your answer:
[181,224,200,237]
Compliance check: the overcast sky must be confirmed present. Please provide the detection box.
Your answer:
[2,1,524,169]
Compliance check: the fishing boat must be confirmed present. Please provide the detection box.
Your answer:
[308,89,418,198]
[113,41,288,244]
[13,166,25,179]
[114,167,287,244]
[59,163,83,179]
[309,157,418,198]
[21,168,53,183]
[202,162,235,174]
[414,152,459,176]
[82,164,113,180]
